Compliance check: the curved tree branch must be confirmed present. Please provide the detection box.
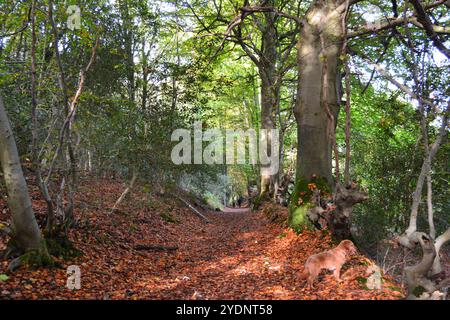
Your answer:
[409,0,450,59]
[347,0,450,40]
[404,232,437,299]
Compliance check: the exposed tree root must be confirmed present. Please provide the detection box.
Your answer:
[288,176,330,233]
[45,234,81,260]
[327,183,368,241]
[403,232,436,298]
[4,241,56,272]
[400,231,449,300]
[303,183,368,241]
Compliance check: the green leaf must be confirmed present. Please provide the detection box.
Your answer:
[356,276,367,284]
[0,274,9,281]
[277,232,287,239]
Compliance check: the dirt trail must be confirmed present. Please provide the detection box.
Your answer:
[128,208,403,299]
[222,206,250,214]
[0,179,404,299]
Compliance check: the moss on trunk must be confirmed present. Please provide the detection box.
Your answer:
[45,235,81,260]
[5,238,57,271]
[288,175,330,233]
[251,191,271,210]
[19,243,56,269]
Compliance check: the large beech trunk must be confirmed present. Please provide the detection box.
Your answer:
[0,95,43,254]
[294,0,345,186]
[289,0,347,230]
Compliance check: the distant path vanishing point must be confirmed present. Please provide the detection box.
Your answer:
[221,206,250,214]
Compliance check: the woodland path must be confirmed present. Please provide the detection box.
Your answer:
[134,206,403,300]
[222,206,251,214]
[0,179,404,299]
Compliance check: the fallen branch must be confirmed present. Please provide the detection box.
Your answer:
[133,244,178,251]
[176,195,211,223]
[111,170,137,213]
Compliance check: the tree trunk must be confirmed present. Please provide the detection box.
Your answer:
[328,183,367,241]
[404,232,437,299]
[289,0,347,229]
[0,95,44,254]
[273,127,286,202]
[30,0,54,234]
[431,228,450,275]
[402,104,448,242]
[258,8,279,198]
[426,170,435,239]
[119,0,135,103]
[141,39,149,111]
[400,230,450,299]
[294,0,344,185]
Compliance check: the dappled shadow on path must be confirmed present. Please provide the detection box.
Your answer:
[0,178,404,300]
[129,206,404,300]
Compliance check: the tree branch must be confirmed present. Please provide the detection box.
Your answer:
[347,1,450,38]
[354,50,443,111]
[409,0,450,59]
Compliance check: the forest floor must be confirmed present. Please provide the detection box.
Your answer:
[0,176,406,300]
